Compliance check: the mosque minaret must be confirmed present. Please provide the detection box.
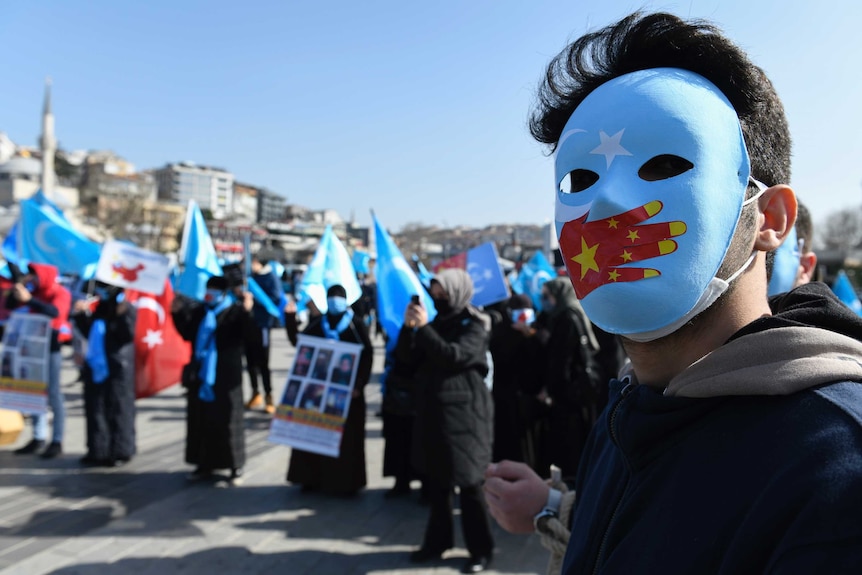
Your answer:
[40,77,56,199]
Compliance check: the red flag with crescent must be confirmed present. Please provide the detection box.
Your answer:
[125,280,191,399]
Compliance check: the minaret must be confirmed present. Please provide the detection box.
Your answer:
[40,77,56,198]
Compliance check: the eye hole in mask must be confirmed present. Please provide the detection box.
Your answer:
[638,154,694,181]
[559,169,600,194]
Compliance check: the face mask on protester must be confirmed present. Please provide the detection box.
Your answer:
[540,296,554,313]
[432,297,451,315]
[326,296,348,314]
[204,289,225,306]
[554,68,766,342]
[767,225,802,296]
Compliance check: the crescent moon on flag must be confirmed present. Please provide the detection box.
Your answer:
[34,221,59,254]
[134,296,165,325]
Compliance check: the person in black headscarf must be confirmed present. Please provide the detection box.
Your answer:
[398,268,495,574]
[286,284,373,495]
[171,275,253,486]
[72,282,137,467]
[533,277,602,479]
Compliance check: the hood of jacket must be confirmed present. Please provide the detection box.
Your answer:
[28,263,60,300]
[663,282,862,398]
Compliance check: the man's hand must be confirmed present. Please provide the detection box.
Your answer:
[13,283,32,303]
[73,299,91,314]
[283,298,297,314]
[484,460,550,534]
[242,292,254,312]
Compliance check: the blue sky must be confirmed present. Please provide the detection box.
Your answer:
[2,0,860,232]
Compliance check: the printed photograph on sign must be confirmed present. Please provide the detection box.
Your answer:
[298,382,326,411]
[293,345,314,377]
[282,379,302,407]
[20,339,47,359]
[323,387,349,417]
[4,330,19,348]
[310,349,333,381]
[1,352,14,377]
[18,361,43,381]
[329,352,356,385]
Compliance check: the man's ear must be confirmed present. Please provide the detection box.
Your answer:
[754,185,797,252]
[796,251,818,285]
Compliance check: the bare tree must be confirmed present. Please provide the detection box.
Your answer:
[820,207,862,252]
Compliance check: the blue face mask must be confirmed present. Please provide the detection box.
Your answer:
[767,226,802,296]
[204,289,225,306]
[327,296,348,314]
[95,287,111,300]
[540,296,553,313]
[554,68,764,341]
[24,282,35,293]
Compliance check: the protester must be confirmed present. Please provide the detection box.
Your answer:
[172,275,253,486]
[398,268,495,574]
[533,277,602,479]
[72,282,137,467]
[768,201,818,297]
[245,253,283,414]
[286,284,372,495]
[488,293,543,467]
[380,343,421,499]
[484,11,862,574]
[11,263,71,459]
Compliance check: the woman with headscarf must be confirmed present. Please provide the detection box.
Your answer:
[286,284,373,495]
[398,268,495,574]
[72,283,137,467]
[533,277,602,480]
[171,275,253,486]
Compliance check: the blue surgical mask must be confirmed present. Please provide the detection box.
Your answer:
[767,225,802,296]
[540,296,553,313]
[94,287,111,300]
[554,68,764,341]
[24,282,35,293]
[327,296,348,314]
[204,289,225,306]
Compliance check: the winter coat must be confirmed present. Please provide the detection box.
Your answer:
[561,282,862,575]
[395,307,493,487]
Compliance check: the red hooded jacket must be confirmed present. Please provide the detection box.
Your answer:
[24,263,73,347]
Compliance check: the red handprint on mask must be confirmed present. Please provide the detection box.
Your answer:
[559,200,686,298]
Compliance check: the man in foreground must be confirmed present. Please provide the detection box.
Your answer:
[485,11,862,574]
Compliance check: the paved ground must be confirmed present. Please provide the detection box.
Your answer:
[0,328,549,575]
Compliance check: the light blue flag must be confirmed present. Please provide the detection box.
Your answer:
[248,276,283,319]
[412,254,434,288]
[18,198,101,275]
[298,224,362,313]
[176,200,222,300]
[832,270,862,316]
[352,249,371,275]
[465,242,510,307]
[373,214,436,344]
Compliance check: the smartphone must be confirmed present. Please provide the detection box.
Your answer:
[410,294,421,305]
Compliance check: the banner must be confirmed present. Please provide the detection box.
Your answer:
[176,200,222,300]
[298,225,361,313]
[0,312,51,414]
[96,240,171,296]
[372,214,436,343]
[126,281,191,398]
[268,334,362,458]
[434,242,510,307]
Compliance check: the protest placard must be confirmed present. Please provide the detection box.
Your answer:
[0,312,52,414]
[96,240,171,295]
[268,334,362,457]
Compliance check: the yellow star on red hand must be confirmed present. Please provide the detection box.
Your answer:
[571,237,599,280]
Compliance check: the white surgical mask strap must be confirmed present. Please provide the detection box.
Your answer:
[742,177,769,207]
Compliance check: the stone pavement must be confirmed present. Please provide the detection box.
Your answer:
[0,328,549,575]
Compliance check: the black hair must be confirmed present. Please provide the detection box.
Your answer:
[206,275,229,291]
[327,284,347,298]
[795,202,813,254]
[530,12,791,187]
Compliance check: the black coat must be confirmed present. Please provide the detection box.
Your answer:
[286,312,373,494]
[74,298,137,461]
[395,308,493,487]
[172,295,248,471]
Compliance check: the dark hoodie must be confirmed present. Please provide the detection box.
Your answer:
[562,282,862,575]
[7,263,72,352]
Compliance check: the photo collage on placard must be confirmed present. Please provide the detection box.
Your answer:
[2,314,50,382]
[282,343,357,419]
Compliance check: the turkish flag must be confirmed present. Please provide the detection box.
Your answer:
[126,281,191,399]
